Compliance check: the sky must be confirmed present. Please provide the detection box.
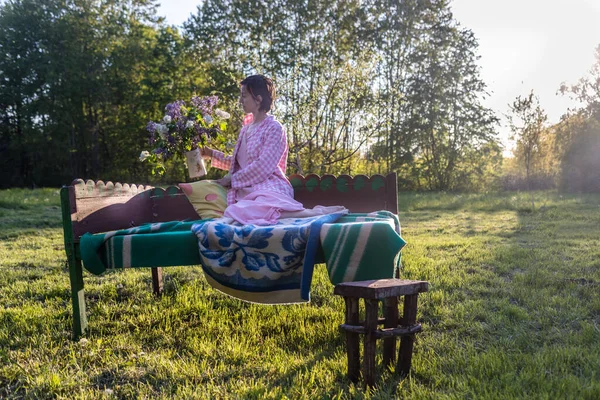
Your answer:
[157,0,600,153]
[450,0,600,151]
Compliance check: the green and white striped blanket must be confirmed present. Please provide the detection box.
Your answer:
[79,211,406,303]
[321,211,406,284]
[80,220,203,276]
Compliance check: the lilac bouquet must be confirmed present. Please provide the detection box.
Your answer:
[139,95,230,176]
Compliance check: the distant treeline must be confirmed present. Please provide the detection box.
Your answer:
[1,0,598,192]
[503,48,600,194]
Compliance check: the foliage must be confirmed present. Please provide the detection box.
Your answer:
[0,0,544,191]
[0,0,240,188]
[372,0,503,190]
[506,91,548,193]
[2,189,600,397]
[184,0,500,187]
[559,116,600,192]
[556,45,600,192]
[2,0,598,193]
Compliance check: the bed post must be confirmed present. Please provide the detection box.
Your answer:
[60,186,88,339]
[386,173,398,214]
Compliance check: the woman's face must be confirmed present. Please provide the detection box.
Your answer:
[239,85,261,114]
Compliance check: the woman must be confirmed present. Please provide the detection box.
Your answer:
[200,74,305,225]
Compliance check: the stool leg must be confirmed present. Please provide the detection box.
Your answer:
[344,297,360,382]
[398,294,418,377]
[383,296,398,369]
[363,299,379,386]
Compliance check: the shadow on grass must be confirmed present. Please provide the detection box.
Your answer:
[402,192,600,397]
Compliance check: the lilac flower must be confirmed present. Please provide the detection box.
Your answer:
[142,95,227,174]
[194,125,208,137]
[155,124,169,140]
[139,151,150,162]
[190,96,203,110]
[146,121,157,133]
[191,95,218,115]
[215,109,231,119]
[165,100,186,119]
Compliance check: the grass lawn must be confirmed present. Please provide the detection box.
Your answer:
[0,188,599,399]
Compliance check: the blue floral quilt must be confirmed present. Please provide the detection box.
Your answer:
[191,212,347,304]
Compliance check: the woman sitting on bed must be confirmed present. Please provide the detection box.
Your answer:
[199,74,308,225]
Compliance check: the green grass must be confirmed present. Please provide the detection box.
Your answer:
[1,188,599,398]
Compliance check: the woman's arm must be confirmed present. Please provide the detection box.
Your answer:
[230,123,286,189]
[206,148,232,171]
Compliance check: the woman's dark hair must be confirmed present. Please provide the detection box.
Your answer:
[241,75,276,112]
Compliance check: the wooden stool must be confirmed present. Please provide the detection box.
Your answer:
[334,279,429,386]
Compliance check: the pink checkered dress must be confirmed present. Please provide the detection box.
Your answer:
[211,115,294,206]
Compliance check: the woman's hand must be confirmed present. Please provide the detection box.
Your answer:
[199,147,214,159]
[215,175,232,188]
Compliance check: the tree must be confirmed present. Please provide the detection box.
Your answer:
[0,0,504,189]
[560,45,600,120]
[557,44,600,192]
[360,0,427,173]
[507,91,548,200]
[184,0,376,175]
[0,0,216,187]
[185,0,500,185]
[395,2,499,190]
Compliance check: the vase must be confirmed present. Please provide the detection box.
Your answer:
[184,148,207,179]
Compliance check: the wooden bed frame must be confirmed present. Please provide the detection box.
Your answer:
[60,173,398,338]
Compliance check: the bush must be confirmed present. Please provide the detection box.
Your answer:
[500,173,557,191]
[559,120,600,193]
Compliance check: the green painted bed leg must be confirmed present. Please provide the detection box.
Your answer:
[68,249,87,339]
[60,187,88,339]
